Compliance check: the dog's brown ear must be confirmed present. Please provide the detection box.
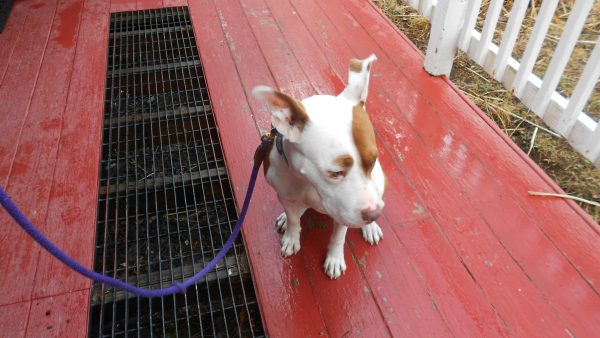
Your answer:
[253,86,309,142]
[340,54,377,104]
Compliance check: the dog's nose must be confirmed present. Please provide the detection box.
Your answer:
[361,206,381,223]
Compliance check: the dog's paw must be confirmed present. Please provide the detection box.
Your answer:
[280,231,301,257]
[361,222,383,245]
[323,250,346,279]
[275,213,287,232]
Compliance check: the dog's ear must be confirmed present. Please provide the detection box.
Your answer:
[339,54,377,104]
[252,86,309,143]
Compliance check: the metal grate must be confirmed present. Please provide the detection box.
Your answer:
[89,7,264,338]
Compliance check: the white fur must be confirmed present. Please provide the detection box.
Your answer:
[253,54,385,279]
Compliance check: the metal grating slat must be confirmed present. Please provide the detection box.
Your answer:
[89,7,264,338]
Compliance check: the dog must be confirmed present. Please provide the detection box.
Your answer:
[252,54,385,279]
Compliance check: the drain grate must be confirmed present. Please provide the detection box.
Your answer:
[89,7,264,338]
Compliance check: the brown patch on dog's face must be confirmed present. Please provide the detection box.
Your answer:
[349,58,363,73]
[352,102,378,176]
[334,154,354,170]
[270,91,309,130]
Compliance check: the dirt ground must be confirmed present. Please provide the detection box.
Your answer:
[374,0,599,223]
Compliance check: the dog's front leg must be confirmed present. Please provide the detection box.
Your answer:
[277,201,305,257]
[323,223,348,279]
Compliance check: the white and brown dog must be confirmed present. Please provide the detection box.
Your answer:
[253,54,385,279]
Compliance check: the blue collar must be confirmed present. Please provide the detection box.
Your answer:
[275,131,289,165]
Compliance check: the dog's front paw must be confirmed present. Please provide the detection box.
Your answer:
[323,250,346,279]
[280,231,301,257]
[361,222,383,245]
[275,212,287,232]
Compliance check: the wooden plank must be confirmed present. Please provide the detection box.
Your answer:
[294,0,584,335]
[300,211,391,337]
[111,0,136,13]
[188,0,327,336]
[211,0,276,131]
[137,0,163,11]
[362,0,600,279]
[237,0,399,335]
[393,219,511,337]
[0,0,59,306]
[268,1,505,335]
[32,0,110,299]
[0,0,27,85]
[346,215,452,336]
[326,0,600,335]
[163,0,187,7]
[284,3,514,334]
[0,301,30,337]
[26,290,89,337]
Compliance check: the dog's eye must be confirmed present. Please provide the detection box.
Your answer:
[327,170,345,179]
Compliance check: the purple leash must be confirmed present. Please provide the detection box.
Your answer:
[0,136,271,297]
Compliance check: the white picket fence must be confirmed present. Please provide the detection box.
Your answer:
[413,0,600,167]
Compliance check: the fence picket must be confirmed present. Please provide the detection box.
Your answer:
[494,0,529,83]
[556,35,600,135]
[534,0,594,118]
[459,0,482,51]
[513,0,559,97]
[474,0,503,65]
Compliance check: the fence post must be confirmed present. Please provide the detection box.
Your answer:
[424,0,468,76]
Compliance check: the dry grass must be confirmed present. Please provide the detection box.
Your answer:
[374,0,599,223]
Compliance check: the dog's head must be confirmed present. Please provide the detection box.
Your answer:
[253,54,384,227]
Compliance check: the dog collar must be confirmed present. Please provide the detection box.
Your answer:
[275,131,289,165]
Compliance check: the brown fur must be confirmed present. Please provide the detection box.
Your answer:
[271,91,309,130]
[349,58,363,73]
[334,154,354,169]
[352,102,378,176]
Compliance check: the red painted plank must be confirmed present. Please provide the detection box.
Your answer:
[212,0,276,131]
[393,219,511,337]
[33,0,110,299]
[137,0,162,10]
[163,0,187,7]
[188,1,327,336]
[8,0,84,290]
[26,290,89,337]
[288,0,575,335]
[111,0,136,12]
[330,1,600,335]
[0,0,27,85]
[237,0,313,100]
[345,216,451,336]
[300,212,391,337]
[266,2,507,335]
[3,0,85,302]
[350,0,600,286]
[0,0,59,306]
[0,301,30,337]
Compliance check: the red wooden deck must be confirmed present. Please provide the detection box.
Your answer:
[0,0,598,336]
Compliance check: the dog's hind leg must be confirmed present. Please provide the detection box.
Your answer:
[277,201,306,257]
[361,221,383,245]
